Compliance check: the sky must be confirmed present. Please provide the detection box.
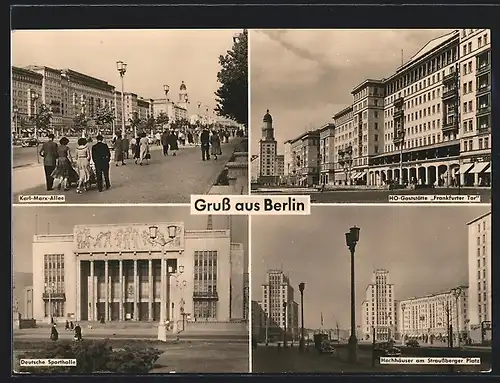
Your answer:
[251,206,490,330]
[250,29,454,154]
[13,206,248,274]
[11,29,241,116]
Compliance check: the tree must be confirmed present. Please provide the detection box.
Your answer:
[93,107,115,134]
[128,112,143,136]
[31,103,53,133]
[145,115,157,133]
[155,112,169,130]
[73,112,90,135]
[214,29,248,128]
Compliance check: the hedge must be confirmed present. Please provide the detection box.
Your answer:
[16,339,163,374]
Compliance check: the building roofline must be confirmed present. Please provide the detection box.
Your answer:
[24,65,61,74]
[317,122,335,132]
[351,79,385,95]
[333,105,353,119]
[288,129,320,144]
[399,285,469,302]
[12,66,44,78]
[385,30,459,82]
[466,211,491,225]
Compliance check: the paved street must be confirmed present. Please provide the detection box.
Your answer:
[152,342,249,373]
[253,187,491,204]
[13,139,242,203]
[252,346,491,373]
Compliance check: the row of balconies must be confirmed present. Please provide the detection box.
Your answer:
[476,62,491,76]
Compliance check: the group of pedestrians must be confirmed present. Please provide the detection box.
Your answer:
[50,321,83,342]
[113,132,151,166]
[39,134,112,194]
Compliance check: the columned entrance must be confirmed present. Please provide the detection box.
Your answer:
[77,256,179,322]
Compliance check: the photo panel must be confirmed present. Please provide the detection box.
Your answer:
[251,205,491,373]
[249,29,491,205]
[12,206,249,374]
[12,29,249,204]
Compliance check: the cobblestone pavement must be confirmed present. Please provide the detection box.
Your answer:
[14,140,243,203]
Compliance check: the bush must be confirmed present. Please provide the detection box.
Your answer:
[16,339,163,374]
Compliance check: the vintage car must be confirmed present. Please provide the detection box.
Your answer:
[405,339,420,348]
[374,342,402,357]
[21,137,38,147]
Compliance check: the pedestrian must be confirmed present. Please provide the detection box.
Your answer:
[121,135,130,160]
[168,130,179,156]
[51,136,73,191]
[70,321,74,330]
[200,127,210,161]
[75,137,91,194]
[39,133,58,191]
[210,130,222,160]
[187,130,193,145]
[65,320,69,330]
[74,323,83,341]
[91,135,111,192]
[134,135,141,164]
[161,129,169,156]
[155,131,162,147]
[50,324,59,341]
[139,132,150,165]
[130,136,137,157]
[113,133,125,166]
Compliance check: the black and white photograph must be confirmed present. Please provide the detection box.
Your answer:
[12,206,249,373]
[251,206,491,373]
[12,29,248,203]
[250,29,491,204]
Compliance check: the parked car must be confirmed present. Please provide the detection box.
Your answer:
[21,137,38,147]
[319,340,336,354]
[406,339,420,347]
[374,342,402,357]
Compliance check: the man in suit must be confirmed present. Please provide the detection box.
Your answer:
[200,127,210,161]
[91,135,111,192]
[39,133,58,191]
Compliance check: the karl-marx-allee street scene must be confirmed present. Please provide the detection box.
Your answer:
[12,29,248,203]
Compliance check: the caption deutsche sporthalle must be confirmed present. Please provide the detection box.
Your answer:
[193,197,306,213]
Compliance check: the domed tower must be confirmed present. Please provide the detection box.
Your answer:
[262,109,274,140]
[177,81,189,114]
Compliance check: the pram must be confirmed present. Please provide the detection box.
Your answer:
[68,162,97,189]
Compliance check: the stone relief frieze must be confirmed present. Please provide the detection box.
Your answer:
[74,224,184,252]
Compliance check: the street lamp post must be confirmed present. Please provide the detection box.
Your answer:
[299,282,305,351]
[398,128,406,185]
[163,84,170,131]
[345,225,361,363]
[31,92,39,139]
[451,287,463,348]
[116,61,127,137]
[13,106,19,137]
[282,301,288,348]
[45,282,55,324]
[197,101,201,124]
[149,225,180,341]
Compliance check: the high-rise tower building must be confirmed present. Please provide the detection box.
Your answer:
[261,270,299,342]
[258,110,279,185]
[361,269,396,341]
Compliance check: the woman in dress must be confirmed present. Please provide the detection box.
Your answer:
[114,133,124,166]
[52,136,73,191]
[167,130,179,156]
[139,132,150,165]
[134,135,141,164]
[210,130,222,160]
[75,137,91,194]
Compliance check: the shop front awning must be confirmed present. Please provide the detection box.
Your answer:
[484,166,491,174]
[469,162,490,174]
[350,172,361,179]
[456,163,474,174]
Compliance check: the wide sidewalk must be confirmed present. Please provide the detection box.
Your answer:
[13,139,243,203]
